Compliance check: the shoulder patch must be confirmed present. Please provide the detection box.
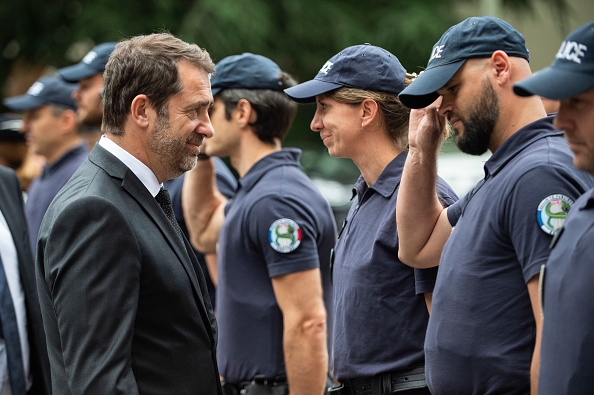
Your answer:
[537,194,573,235]
[269,218,301,253]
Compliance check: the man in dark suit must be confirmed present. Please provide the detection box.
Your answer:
[0,165,50,394]
[35,33,222,394]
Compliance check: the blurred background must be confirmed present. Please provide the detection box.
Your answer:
[1,0,592,222]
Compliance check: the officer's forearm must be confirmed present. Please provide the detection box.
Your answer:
[396,145,448,269]
[182,157,226,252]
[528,274,542,395]
[283,315,328,395]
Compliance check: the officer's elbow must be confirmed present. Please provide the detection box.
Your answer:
[298,307,327,337]
[189,232,216,255]
[398,248,419,268]
[398,249,437,269]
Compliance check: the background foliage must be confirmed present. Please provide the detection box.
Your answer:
[0,0,570,149]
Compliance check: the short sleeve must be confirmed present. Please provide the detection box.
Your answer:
[414,266,438,294]
[436,176,459,208]
[447,188,472,227]
[213,157,238,199]
[248,196,321,278]
[506,165,588,283]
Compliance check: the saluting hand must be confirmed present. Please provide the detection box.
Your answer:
[408,96,447,155]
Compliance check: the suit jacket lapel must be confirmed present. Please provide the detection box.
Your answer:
[0,171,34,278]
[87,146,212,334]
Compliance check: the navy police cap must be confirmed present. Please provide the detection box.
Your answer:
[284,44,406,103]
[4,76,77,112]
[514,22,594,100]
[210,53,284,96]
[58,42,117,82]
[399,16,529,109]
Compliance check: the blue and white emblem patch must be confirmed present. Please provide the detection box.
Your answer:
[269,218,301,253]
[537,194,573,235]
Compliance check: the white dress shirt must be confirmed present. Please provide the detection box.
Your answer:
[0,210,31,394]
[98,135,162,196]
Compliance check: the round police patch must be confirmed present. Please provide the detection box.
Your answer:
[269,218,301,253]
[537,194,574,235]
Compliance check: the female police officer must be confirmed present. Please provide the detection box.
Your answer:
[285,44,458,395]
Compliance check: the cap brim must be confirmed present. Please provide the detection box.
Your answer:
[3,95,45,112]
[398,60,466,109]
[58,63,98,82]
[211,86,222,97]
[284,79,343,103]
[513,66,594,100]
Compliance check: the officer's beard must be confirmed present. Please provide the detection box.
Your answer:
[454,80,499,156]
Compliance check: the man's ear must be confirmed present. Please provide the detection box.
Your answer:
[58,108,78,135]
[490,50,511,86]
[361,98,379,128]
[130,94,153,128]
[236,99,257,127]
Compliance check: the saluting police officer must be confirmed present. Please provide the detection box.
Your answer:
[514,21,594,395]
[396,16,594,394]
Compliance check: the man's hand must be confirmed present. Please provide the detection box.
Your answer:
[408,96,446,153]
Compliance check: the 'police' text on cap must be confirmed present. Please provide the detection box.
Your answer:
[513,22,594,100]
[399,16,529,109]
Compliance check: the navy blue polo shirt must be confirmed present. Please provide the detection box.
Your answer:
[539,187,594,394]
[216,148,336,383]
[26,142,88,255]
[426,116,594,394]
[332,151,458,381]
[165,157,238,307]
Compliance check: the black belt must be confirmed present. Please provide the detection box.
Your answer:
[222,375,288,395]
[329,365,427,395]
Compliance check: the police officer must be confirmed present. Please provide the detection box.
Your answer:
[58,42,117,147]
[513,21,594,394]
[182,53,336,395]
[395,16,594,394]
[4,76,87,256]
[284,44,457,395]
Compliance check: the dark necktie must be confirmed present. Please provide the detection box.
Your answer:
[0,254,26,395]
[155,187,185,244]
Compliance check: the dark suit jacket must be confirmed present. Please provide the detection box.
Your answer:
[35,145,222,395]
[0,166,51,394]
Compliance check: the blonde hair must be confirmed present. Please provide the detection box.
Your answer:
[327,73,450,149]
[327,73,416,150]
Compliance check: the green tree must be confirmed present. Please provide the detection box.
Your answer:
[0,0,569,146]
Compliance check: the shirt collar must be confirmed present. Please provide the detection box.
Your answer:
[98,135,162,197]
[352,150,408,200]
[238,148,301,192]
[484,115,561,178]
[42,142,88,177]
